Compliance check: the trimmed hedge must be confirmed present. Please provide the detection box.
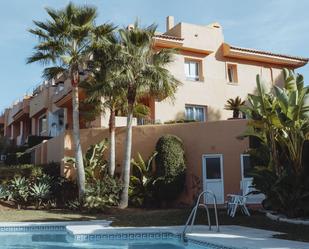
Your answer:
[154,134,186,201]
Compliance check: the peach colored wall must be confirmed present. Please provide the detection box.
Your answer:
[54,120,249,204]
[47,133,65,163]
[154,22,287,123]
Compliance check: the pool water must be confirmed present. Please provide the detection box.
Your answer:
[0,233,193,249]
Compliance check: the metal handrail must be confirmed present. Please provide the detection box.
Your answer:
[182,190,220,240]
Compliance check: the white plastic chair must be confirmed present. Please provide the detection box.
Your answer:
[226,185,251,217]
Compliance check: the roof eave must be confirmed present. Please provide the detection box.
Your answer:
[222,43,308,68]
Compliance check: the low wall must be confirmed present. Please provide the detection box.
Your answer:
[62,119,249,204]
[34,133,65,165]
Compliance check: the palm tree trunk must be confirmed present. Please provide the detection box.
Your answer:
[71,78,86,201]
[233,110,240,119]
[119,105,134,208]
[109,107,116,177]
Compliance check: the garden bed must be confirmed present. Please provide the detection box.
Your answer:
[266,212,309,225]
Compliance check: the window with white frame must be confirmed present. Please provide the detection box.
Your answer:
[227,64,238,83]
[185,60,200,81]
[241,154,252,178]
[185,105,206,121]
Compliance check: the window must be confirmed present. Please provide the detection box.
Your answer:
[227,64,238,83]
[241,154,252,178]
[185,105,206,121]
[38,115,47,135]
[205,157,222,179]
[185,60,200,81]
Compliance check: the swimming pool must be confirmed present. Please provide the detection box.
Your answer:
[0,222,238,249]
[0,233,225,249]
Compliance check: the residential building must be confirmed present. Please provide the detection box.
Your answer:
[0,16,307,205]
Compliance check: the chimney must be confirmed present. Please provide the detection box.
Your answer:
[166,16,174,31]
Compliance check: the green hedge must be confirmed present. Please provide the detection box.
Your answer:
[154,134,186,201]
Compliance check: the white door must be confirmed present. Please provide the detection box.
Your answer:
[240,154,265,204]
[202,154,224,204]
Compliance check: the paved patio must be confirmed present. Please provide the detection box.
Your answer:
[67,223,309,249]
[186,225,309,249]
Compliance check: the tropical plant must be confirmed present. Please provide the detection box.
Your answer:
[65,139,108,182]
[224,96,245,118]
[30,181,51,209]
[129,152,157,207]
[118,22,181,208]
[65,199,82,211]
[241,69,309,176]
[241,69,309,217]
[51,176,78,207]
[84,175,122,211]
[27,3,114,200]
[154,135,186,202]
[0,186,9,200]
[8,176,30,209]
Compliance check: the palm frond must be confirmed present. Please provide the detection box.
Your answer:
[26,52,55,65]
[42,66,67,80]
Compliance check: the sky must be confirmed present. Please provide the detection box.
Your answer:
[1,0,308,112]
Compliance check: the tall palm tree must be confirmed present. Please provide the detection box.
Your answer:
[224,96,246,118]
[118,22,181,208]
[27,3,113,200]
[81,33,124,177]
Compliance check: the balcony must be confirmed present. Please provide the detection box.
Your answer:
[29,85,49,118]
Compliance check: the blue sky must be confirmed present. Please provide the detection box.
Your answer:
[1,0,308,112]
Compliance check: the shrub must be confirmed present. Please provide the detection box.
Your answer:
[30,181,51,209]
[0,163,61,184]
[129,152,157,207]
[241,69,309,217]
[164,119,196,124]
[154,135,186,202]
[0,186,9,200]
[64,139,108,182]
[8,176,30,209]
[51,177,78,208]
[0,163,77,209]
[84,175,122,211]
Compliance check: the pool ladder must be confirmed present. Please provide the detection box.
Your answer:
[182,190,220,241]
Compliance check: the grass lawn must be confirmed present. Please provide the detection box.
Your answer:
[0,207,308,242]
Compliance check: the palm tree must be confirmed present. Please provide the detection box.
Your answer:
[81,33,123,177]
[224,96,245,118]
[27,3,113,200]
[118,22,181,208]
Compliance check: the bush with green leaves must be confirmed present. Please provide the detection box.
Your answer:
[65,139,108,182]
[0,163,61,184]
[66,175,122,212]
[84,175,122,211]
[0,163,77,209]
[241,69,309,217]
[30,181,51,209]
[8,176,30,209]
[0,186,9,200]
[154,135,186,202]
[129,152,157,207]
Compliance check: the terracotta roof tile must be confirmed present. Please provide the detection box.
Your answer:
[154,34,184,41]
[229,45,308,62]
